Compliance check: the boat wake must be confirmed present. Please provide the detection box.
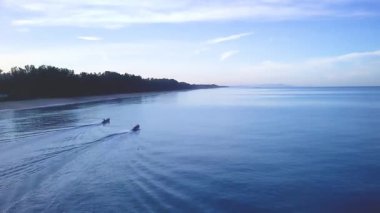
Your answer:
[0,122,102,144]
[0,129,131,179]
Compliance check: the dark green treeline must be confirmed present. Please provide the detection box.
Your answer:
[0,65,217,100]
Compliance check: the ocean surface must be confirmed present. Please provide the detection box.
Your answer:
[0,87,379,213]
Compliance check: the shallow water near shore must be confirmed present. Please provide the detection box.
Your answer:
[0,87,380,212]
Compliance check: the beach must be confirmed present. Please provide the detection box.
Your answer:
[0,91,173,111]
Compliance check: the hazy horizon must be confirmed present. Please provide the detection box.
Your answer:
[1,0,380,86]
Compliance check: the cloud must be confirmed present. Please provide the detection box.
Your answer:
[0,40,198,76]
[4,0,379,28]
[220,50,239,61]
[207,32,253,44]
[77,36,102,41]
[194,32,251,55]
[308,50,380,65]
[235,49,380,86]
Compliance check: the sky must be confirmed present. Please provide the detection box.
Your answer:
[1,0,380,86]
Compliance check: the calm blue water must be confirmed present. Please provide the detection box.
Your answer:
[0,87,380,213]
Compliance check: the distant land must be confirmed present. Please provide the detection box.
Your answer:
[0,65,220,101]
[236,84,380,88]
[236,84,293,88]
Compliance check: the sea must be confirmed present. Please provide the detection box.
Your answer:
[0,87,379,212]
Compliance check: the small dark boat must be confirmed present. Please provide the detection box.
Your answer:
[132,124,140,131]
[101,118,110,125]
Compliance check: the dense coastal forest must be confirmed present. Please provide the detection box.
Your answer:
[0,65,218,100]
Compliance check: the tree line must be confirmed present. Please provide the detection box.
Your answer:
[0,65,218,100]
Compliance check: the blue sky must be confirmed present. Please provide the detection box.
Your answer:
[1,0,380,86]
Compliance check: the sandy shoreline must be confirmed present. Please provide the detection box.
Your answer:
[0,91,172,111]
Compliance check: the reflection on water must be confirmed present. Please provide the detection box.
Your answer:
[0,88,380,213]
[0,105,80,144]
[14,107,79,132]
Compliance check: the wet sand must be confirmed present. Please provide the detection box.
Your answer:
[0,91,169,111]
